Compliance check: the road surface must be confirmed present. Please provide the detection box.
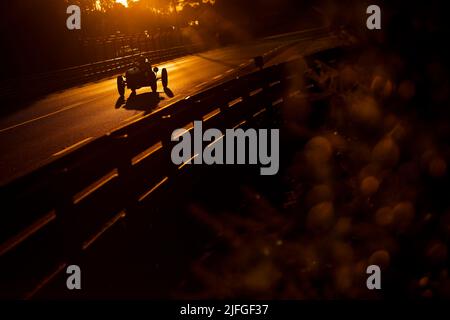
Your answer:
[0,30,337,186]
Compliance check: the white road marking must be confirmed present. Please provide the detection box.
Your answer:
[225,68,235,74]
[0,98,97,134]
[195,81,209,88]
[52,137,93,157]
[213,74,223,80]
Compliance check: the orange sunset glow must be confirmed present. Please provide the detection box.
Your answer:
[116,0,130,7]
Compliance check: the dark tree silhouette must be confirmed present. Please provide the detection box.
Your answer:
[0,0,321,77]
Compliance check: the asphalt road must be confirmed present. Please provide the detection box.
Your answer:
[0,30,337,186]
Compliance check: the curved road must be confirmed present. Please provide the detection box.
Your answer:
[0,30,337,186]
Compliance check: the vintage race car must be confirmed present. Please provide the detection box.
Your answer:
[117,60,168,96]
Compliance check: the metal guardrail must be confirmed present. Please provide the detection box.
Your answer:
[0,56,313,299]
[0,26,345,298]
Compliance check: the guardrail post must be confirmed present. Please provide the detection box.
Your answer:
[113,135,136,215]
[53,172,81,263]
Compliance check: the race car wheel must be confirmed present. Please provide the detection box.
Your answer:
[117,76,125,96]
[149,72,157,92]
[162,68,168,88]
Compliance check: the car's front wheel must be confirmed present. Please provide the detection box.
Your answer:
[149,72,157,92]
[117,76,125,96]
[161,68,168,88]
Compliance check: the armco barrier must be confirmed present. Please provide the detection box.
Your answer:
[0,44,339,299]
